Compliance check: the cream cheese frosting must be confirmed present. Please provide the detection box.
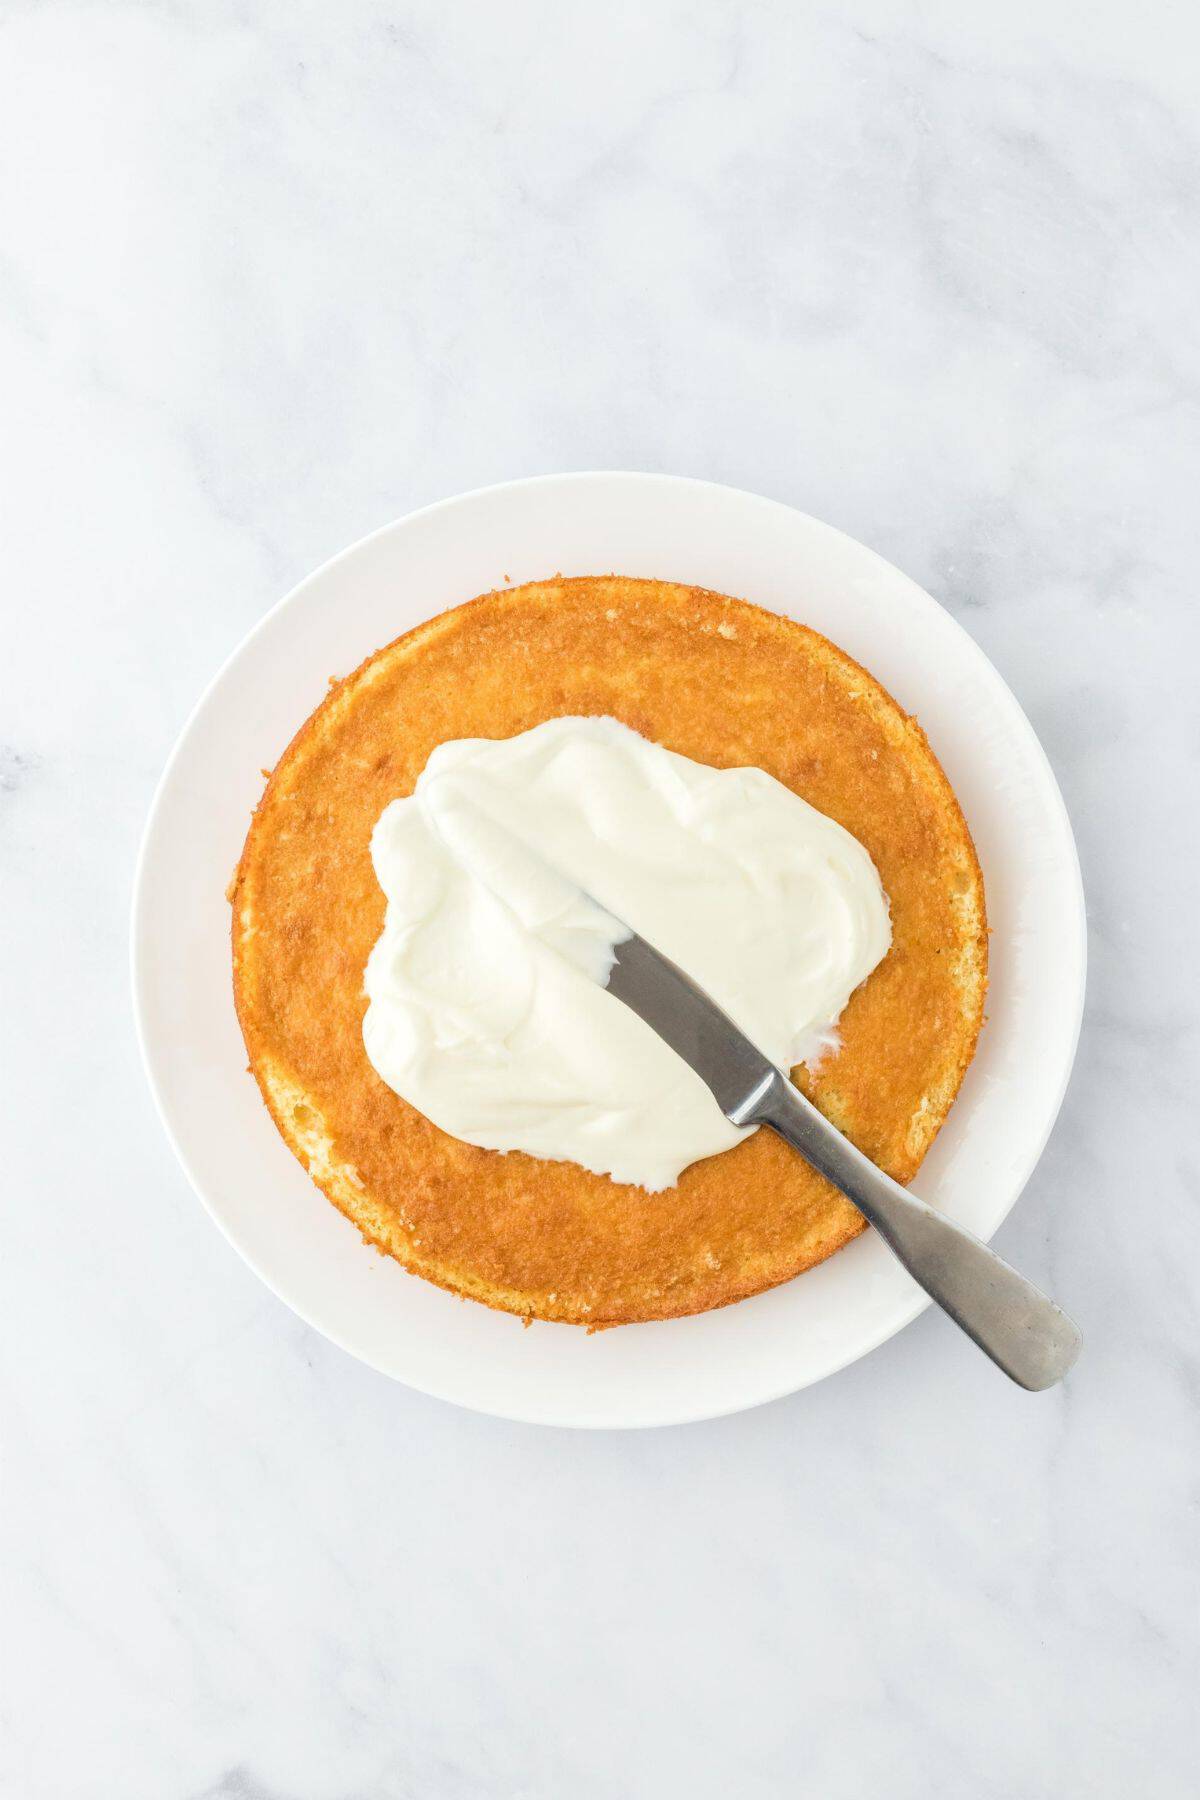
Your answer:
[363,716,891,1191]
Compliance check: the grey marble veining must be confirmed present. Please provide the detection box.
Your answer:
[1,3,1198,1796]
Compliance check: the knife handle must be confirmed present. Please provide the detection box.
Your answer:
[752,1073,1081,1390]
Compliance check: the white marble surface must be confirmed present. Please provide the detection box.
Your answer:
[2,1,1198,1794]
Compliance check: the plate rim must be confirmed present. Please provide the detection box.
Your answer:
[131,471,1087,1427]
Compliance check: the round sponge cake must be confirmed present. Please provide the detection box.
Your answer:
[231,577,987,1326]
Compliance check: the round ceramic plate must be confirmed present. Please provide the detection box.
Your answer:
[132,474,1085,1428]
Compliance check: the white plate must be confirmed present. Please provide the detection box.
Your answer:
[132,474,1085,1428]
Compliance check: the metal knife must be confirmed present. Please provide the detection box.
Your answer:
[606,928,1082,1390]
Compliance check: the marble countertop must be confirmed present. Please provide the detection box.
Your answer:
[2,3,1197,1795]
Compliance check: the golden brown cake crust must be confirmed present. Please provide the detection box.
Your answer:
[231,577,987,1326]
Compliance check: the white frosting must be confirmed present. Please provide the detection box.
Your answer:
[362,716,891,1192]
